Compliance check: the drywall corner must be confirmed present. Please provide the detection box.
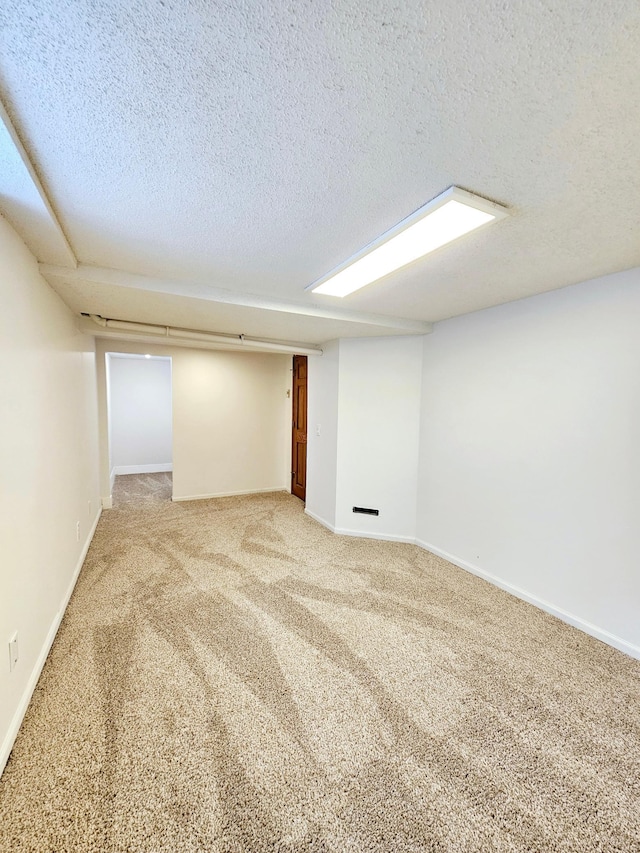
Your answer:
[306,340,340,529]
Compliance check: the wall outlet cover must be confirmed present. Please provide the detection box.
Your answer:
[9,633,18,671]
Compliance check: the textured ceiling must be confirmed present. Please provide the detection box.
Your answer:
[1,0,639,336]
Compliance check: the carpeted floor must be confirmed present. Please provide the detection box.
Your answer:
[1,474,639,852]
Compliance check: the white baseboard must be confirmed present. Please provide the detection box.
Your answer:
[101,496,113,509]
[305,508,414,543]
[172,487,287,502]
[0,507,103,777]
[112,463,173,476]
[335,527,416,544]
[110,468,115,490]
[415,539,640,662]
[304,508,335,531]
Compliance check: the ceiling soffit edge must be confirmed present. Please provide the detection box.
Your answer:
[42,263,432,334]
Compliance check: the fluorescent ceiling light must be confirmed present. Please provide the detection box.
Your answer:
[308,186,509,298]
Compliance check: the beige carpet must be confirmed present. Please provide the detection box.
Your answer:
[1,474,639,852]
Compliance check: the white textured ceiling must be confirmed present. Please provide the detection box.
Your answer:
[1,1,640,338]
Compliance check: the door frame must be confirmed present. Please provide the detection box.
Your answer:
[291,354,308,501]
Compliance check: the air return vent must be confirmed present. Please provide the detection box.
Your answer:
[353,506,379,516]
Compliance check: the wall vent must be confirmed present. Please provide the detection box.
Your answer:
[353,506,379,516]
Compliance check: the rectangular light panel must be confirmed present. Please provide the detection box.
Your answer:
[309,187,509,298]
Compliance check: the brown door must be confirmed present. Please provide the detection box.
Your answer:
[291,355,307,501]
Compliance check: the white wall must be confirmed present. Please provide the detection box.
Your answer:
[335,337,423,540]
[416,268,640,657]
[108,354,172,476]
[0,215,100,774]
[171,348,290,500]
[96,340,291,502]
[306,340,340,529]
[306,336,423,542]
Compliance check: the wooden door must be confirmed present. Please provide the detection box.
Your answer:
[291,355,308,501]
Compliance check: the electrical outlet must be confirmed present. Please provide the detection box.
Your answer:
[9,633,18,672]
[76,521,80,542]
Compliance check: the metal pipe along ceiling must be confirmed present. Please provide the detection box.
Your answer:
[86,315,323,356]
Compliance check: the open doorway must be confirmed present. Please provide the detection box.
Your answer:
[291,355,308,501]
[106,352,173,506]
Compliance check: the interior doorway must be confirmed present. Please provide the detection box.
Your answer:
[106,352,173,501]
[291,355,308,501]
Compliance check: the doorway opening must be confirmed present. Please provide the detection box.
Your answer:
[106,352,173,506]
[291,355,308,501]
